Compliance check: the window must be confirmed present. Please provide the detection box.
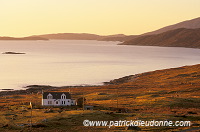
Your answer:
[48,101,52,105]
[61,94,66,99]
[47,94,53,99]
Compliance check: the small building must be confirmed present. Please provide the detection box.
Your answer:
[42,92,76,106]
[84,105,94,110]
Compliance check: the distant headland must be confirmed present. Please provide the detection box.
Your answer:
[0,36,49,41]
[0,17,200,48]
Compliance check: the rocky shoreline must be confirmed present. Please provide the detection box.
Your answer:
[1,64,200,97]
[0,74,141,97]
[0,85,100,97]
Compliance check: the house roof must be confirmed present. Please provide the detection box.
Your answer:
[43,92,71,99]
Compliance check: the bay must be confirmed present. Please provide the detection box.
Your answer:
[0,40,200,90]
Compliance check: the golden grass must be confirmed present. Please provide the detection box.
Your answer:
[0,64,200,131]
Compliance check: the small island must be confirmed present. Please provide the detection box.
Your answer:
[2,52,26,54]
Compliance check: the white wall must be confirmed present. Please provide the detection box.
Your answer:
[42,99,73,106]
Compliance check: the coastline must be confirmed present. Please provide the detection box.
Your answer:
[0,63,199,132]
[1,63,200,96]
[0,85,100,97]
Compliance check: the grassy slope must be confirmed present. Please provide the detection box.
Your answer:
[0,64,200,131]
[122,28,200,48]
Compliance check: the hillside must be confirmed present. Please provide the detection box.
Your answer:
[32,33,131,41]
[122,28,200,48]
[0,33,129,41]
[32,33,102,40]
[20,36,49,40]
[100,35,137,42]
[143,17,200,35]
[1,17,200,42]
[0,64,199,131]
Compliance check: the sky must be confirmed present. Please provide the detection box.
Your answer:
[0,0,200,37]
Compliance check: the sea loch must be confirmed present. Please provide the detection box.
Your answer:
[1,40,200,90]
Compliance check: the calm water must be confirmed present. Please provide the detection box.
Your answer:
[0,40,200,90]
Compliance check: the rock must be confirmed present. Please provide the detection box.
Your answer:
[41,119,48,122]
[98,93,107,95]
[126,126,141,131]
[105,112,114,115]
[130,114,136,117]
[21,110,28,112]
[32,123,47,128]
[174,115,187,118]
[187,111,197,114]
[58,110,63,113]
[2,124,9,128]
[191,123,200,126]
[2,52,25,54]
[44,109,54,113]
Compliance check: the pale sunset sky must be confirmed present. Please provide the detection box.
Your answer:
[0,0,199,37]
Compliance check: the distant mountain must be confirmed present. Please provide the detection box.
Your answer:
[122,28,200,48]
[143,17,200,35]
[1,17,200,42]
[32,33,102,40]
[102,17,200,42]
[102,34,126,38]
[0,33,131,41]
[0,36,48,40]
[100,35,137,42]
[21,36,49,40]
[32,33,131,41]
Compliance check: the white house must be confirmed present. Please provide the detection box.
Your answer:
[42,92,76,106]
